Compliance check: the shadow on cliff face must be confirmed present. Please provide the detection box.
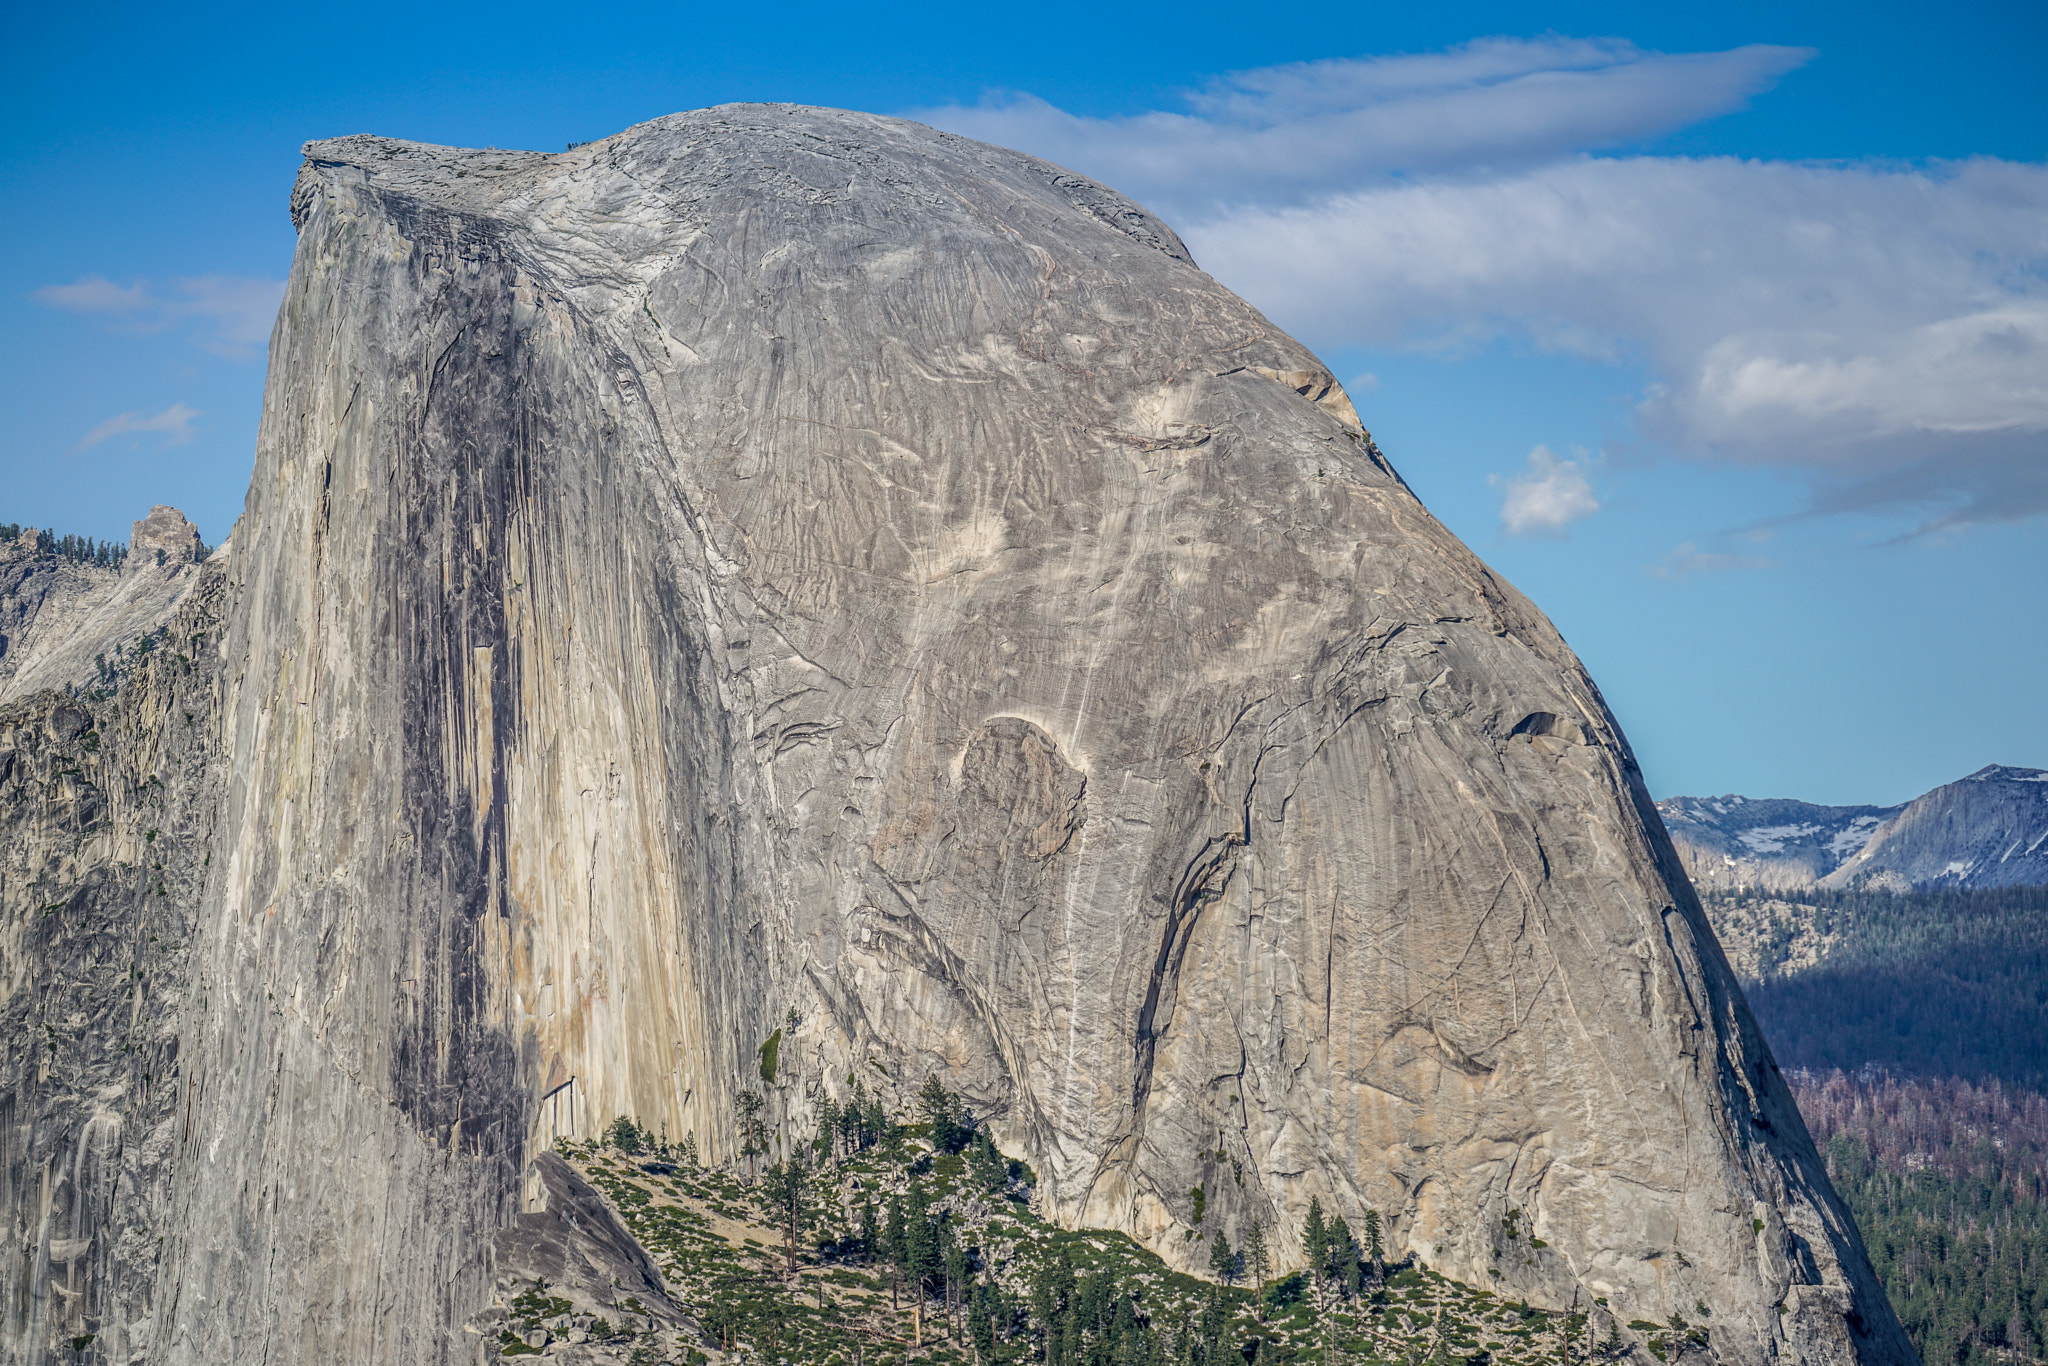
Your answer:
[470,1151,694,1357]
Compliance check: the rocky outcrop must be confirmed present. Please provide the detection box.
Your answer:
[0,511,215,707]
[0,106,1914,1365]
[467,1152,694,1362]
[0,564,226,1365]
[1821,766,2048,891]
[1659,767,2048,894]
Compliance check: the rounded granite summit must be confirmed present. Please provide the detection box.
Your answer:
[3,106,1914,1365]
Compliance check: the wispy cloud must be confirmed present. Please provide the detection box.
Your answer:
[916,37,1810,217]
[1491,445,1600,536]
[912,41,2048,531]
[34,276,151,313]
[1650,542,1777,578]
[32,274,284,358]
[75,403,202,451]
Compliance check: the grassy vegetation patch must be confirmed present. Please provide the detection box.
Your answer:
[558,1079,1653,1366]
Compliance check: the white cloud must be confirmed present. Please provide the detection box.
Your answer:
[1492,445,1600,535]
[1182,155,2048,524]
[33,276,151,314]
[916,38,1810,217]
[75,403,202,451]
[912,42,2048,529]
[1650,542,1777,578]
[32,274,284,358]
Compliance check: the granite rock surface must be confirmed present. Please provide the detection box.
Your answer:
[0,565,226,1365]
[0,105,1915,1366]
[0,511,213,707]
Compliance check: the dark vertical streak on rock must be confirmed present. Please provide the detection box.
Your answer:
[382,194,525,1172]
[1130,836,1237,1122]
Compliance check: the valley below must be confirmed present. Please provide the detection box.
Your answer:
[1701,881,2048,1366]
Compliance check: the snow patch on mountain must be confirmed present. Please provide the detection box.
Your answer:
[1661,766,2048,893]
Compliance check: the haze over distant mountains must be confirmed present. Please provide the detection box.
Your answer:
[1659,766,2048,893]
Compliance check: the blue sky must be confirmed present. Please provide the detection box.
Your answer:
[4,0,2043,805]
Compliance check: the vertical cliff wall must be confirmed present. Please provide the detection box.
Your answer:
[1,566,226,1364]
[2,105,1915,1366]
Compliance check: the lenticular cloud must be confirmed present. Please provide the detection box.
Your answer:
[917,37,1812,213]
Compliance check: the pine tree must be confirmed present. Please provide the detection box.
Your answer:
[815,1095,841,1161]
[885,1196,908,1308]
[919,1073,959,1151]
[1305,1196,1329,1285]
[864,1090,890,1151]
[946,1238,970,1342]
[1244,1220,1270,1321]
[1362,1208,1386,1284]
[1200,1286,1232,1365]
[971,1281,996,1365]
[905,1179,941,1344]
[1328,1215,1357,1294]
[1208,1230,1237,1286]
[968,1129,1007,1191]
[761,1149,815,1274]
[842,1079,867,1151]
[1030,1257,1058,1365]
[736,1088,767,1179]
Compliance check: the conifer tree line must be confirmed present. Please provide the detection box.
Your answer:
[1,524,132,569]
[2,521,216,567]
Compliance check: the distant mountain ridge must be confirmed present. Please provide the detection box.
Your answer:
[1660,765,2048,892]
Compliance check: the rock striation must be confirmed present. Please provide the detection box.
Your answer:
[1,106,1914,1365]
[0,563,226,1365]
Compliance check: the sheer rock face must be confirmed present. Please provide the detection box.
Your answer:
[2,105,1913,1364]
[0,568,227,1366]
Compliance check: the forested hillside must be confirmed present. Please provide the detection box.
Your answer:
[538,1079,1640,1366]
[1708,885,2048,1087]
[1704,884,2048,1366]
[1792,1072,2047,1366]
